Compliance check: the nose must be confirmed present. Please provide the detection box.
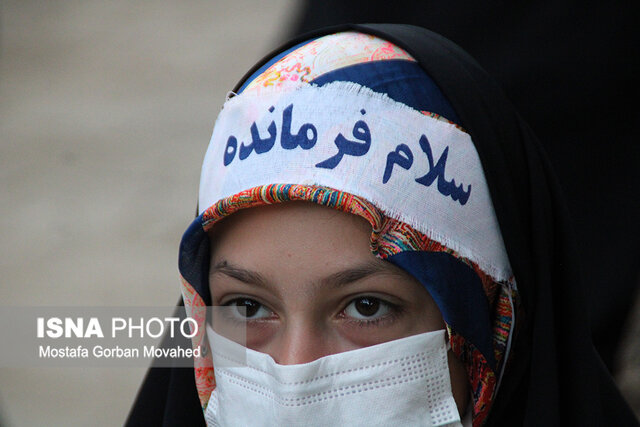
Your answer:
[272,322,332,365]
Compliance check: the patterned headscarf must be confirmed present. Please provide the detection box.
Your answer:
[179,32,519,427]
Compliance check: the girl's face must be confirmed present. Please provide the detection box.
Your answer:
[208,202,468,409]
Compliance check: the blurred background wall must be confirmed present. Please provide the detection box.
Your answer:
[0,1,299,425]
[0,1,637,425]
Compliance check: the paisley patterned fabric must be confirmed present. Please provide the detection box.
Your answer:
[241,32,414,95]
[179,32,519,426]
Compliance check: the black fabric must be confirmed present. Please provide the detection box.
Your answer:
[290,0,640,375]
[126,302,206,426]
[127,24,638,426]
[340,23,636,427]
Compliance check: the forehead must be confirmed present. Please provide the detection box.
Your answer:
[206,202,432,305]
[208,202,373,262]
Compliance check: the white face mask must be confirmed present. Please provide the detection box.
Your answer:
[205,325,462,427]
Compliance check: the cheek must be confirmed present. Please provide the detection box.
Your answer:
[336,309,445,348]
[334,318,418,347]
[244,322,279,349]
[209,305,279,349]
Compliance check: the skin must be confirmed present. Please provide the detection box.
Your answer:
[208,201,469,414]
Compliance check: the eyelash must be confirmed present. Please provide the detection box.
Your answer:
[220,298,276,325]
[339,297,402,328]
[219,295,403,328]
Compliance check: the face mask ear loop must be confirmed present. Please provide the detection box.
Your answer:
[445,324,453,352]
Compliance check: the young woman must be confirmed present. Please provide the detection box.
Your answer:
[128,25,637,426]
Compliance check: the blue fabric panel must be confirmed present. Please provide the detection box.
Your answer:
[178,215,212,305]
[387,251,495,369]
[310,59,461,125]
[237,39,319,94]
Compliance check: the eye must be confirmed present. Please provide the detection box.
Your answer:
[224,298,274,320]
[343,296,391,320]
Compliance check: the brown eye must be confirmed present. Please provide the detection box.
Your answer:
[355,297,379,316]
[344,297,390,320]
[226,298,271,319]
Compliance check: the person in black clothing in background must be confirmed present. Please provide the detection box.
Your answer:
[291,0,640,378]
[127,23,638,426]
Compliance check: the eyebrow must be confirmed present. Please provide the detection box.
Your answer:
[210,259,399,291]
[211,260,272,289]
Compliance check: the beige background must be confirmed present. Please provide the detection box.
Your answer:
[0,1,637,425]
[0,2,299,425]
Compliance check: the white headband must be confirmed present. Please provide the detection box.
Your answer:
[199,82,512,282]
